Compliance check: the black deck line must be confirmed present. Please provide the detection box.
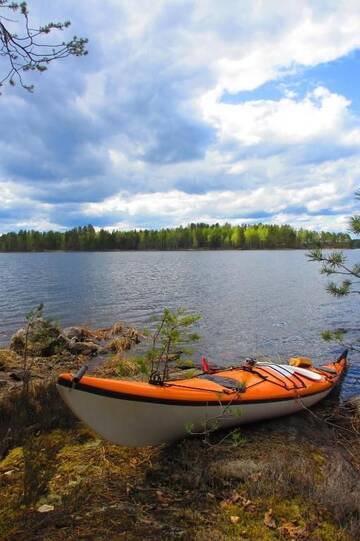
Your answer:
[57,377,330,407]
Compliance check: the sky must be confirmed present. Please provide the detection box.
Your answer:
[0,0,360,233]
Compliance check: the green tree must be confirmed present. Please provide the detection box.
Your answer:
[244,225,259,248]
[308,191,360,351]
[257,224,269,247]
[0,222,352,251]
[230,226,242,248]
[0,1,87,93]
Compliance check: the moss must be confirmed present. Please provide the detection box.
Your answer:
[175,359,195,369]
[0,446,23,470]
[312,521,349,541]
[0,447,24,540]
[212,494,351,541]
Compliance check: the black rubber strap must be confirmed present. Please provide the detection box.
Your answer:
[318,367,337,375]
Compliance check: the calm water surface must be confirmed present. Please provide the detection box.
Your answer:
[0,250,359,397]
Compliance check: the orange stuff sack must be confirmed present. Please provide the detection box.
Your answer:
[288,356,313,368]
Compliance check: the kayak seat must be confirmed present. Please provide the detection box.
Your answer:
[198,374,246,392]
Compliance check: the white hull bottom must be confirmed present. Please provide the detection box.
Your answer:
[57,385,332,446]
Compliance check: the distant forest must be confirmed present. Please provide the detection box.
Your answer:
[0,223,353,252]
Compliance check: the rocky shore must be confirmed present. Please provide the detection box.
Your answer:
[0,318,143,398]
[0,319,359,541]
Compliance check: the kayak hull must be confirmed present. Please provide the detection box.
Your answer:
[57,382,332,446]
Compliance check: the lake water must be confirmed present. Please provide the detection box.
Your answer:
[0,250,359,397]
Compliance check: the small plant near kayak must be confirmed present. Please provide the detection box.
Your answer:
[185,404,243,445]
[229,428,247,447]
[138,307,202,383]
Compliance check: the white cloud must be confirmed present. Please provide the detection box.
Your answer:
[74,71,107,118]
[0,181,39,207]
[200,86,351,146]
[69,1,360,110]
[193,1,360,95]
[82,178,356,231]
[268,212,350,232]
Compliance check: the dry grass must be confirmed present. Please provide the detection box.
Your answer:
[245,444,360,538]
[107,336,134,352]
[92,322,143,342]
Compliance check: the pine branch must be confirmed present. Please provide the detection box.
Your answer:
[0,1,88,93]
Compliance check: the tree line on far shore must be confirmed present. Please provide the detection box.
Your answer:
[0,223,353,252]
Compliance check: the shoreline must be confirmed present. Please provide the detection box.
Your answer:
[0,246,358,254]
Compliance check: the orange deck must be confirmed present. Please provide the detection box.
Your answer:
[58,356,346,405]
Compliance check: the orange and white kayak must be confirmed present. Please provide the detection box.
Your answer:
[57,351,347,447]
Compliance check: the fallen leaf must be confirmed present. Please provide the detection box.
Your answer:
[4,470,14,476]
[232,493,255,510]
[230,491,241,503]
[230,515,240,524]
[139,517,155,525]
[37,504,54,513]
[278,521,309,540]
[156,490,170,504]
[264,508,276,529]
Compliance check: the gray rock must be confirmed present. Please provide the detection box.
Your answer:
[9,329,26,353]
[9,371,23,381]
[68,341,100,355]
[62,327,87,340]
[211,458,263,481]
[9,318,61,356]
